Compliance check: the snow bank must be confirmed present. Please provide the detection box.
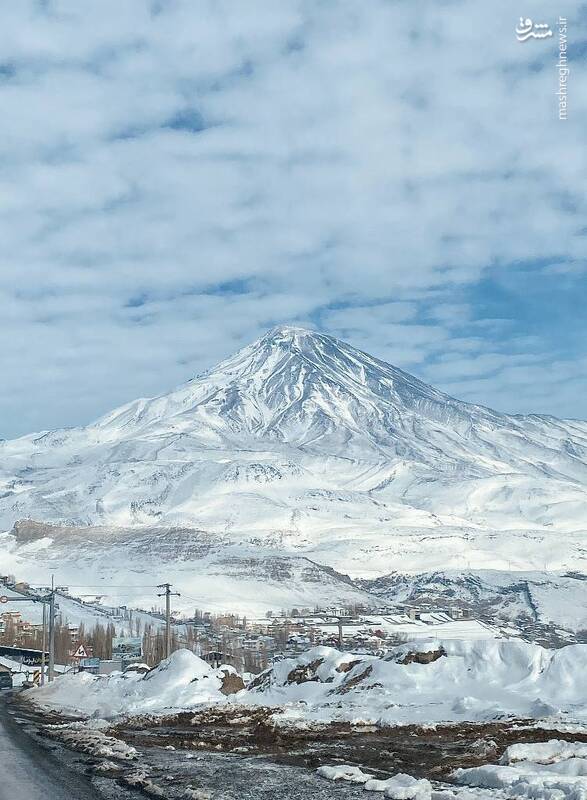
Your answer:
[365,774,432,799]
[502,740,587,765]
[244,640,587,726]
[26,640,587,728]
[317,767,432,799]
[318,741,587,800]
[455,737,587,799]
[28,650,237,718]
[316,764,374,782]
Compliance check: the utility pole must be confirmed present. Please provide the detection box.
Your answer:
[48,576,56,683]
[41,602,47,686]
[157,583,180,660]
[337,617,343,650]
[0,586,51,683]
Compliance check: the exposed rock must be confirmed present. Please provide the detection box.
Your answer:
[336,659,360,673]
[400,647,446,665]
[219,671,245,695]
[286,658,324,685]
[336,664,373,694]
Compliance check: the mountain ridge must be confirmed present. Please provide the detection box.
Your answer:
[1,326,586,602]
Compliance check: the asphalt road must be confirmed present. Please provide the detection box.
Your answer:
[0,691,102,800]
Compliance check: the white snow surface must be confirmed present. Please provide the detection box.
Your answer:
[28,640,587,727]
[29,650,233,717]
[243,640,587,726]
[502,741,587,765]
[455,738,587,799]
[316,764,375,783]
[317,767,433,799]
[1,327,587,616]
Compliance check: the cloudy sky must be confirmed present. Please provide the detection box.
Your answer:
[1,0,586,437]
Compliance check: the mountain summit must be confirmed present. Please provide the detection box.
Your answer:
[93,325,482,455]
[1,326,586,579]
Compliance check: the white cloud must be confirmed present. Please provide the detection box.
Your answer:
[0,0,586,435]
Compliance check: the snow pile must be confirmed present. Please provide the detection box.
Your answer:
[45,721,137,760]
[502,740,587,765]
[455,739,587,799]
[317,767,432,799]
[245,640,587,726]
[26,640,587,728]
[316,764,375,782]
[364,774,432,799]
[29,650,236,718]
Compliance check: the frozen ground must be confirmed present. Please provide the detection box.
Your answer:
[14,639,587,800]
[11,687,587,800]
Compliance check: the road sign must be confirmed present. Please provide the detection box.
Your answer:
[72,645,89,659]
[79,657,100,669]
[0,596,8,603]
[112,636,143,661]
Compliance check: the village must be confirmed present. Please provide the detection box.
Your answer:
[0,573,500,685]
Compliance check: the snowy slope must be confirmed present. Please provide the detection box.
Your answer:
[0,326,586,615]
[0,581,165,634]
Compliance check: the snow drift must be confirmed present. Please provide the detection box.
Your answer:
[455,739,587,800]
[29,650,242,718]
[243,639,587,726]
[29,640,587,727]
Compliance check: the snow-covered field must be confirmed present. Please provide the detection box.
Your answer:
[365,570,587,644]
[28,639,587,727]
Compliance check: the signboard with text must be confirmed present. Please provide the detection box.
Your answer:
[79,657,100,670]
[112,636,143,661]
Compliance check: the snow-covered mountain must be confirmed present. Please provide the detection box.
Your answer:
[1,326,586,615]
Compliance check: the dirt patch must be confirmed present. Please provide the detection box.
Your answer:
[220,671,245,695]
[400,647,446,665]
[109,709,587,782]
[13,695,587,797]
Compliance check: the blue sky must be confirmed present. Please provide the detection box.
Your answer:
[1,0,586,437]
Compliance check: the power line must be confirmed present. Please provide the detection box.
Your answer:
[178,593,247,613]
[28,583,159,589]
